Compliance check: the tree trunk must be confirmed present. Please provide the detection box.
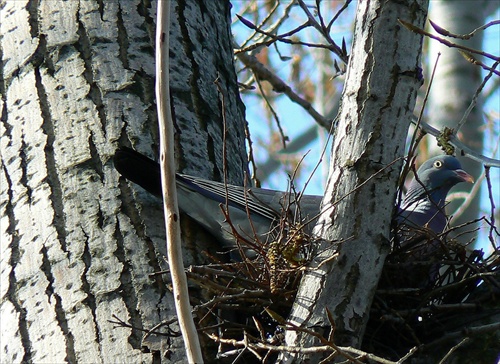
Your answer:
[282,0,429,361]
[0,0,245,362]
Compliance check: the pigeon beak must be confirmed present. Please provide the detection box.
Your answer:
[455,169,474,183]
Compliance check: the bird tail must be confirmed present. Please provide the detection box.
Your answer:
[113,147,162,197]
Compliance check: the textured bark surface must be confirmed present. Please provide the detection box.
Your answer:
[0,0,245,362]
[282,0,429,361]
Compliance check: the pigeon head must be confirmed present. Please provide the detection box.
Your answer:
[403,155,474,209]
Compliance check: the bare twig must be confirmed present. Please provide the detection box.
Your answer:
[300,115,336,199]
[422,322,500,352]
[238,1,280,48]
[456,60,500,132]
[296,0,348,63]
[327,0,354,33]
[429,18,500,40]
[236,51,332,129]
[438,337,470,364]
[108,314,181,338]
[236,14,336,54]
[254,76,288,148]
[399,19,500,62]
[207,332,417,364]
[238,1,297,50]
[155,2,203,361]
[407,52,440,158]
[413,118,500,168]
[485,166,498,250]
[460,52,500,76]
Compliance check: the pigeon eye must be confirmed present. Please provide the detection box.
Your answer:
[433,160,443,168]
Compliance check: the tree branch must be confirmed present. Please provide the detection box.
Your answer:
[155,2,203,362]
[415,118,500,167]
[236,51,332,129]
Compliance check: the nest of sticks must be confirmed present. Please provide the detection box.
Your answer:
[366,219,500,361]
[186,208,500,362]
[189,208,316,362]
[119,185,499,363]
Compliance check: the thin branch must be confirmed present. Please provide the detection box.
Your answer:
[244,121,259,186]
[485,166,498,250]
[254,76,288,149]
[236,51,332,129]
[296,0,348,63]
[421,322,500,352]
[108,314,181,338]
[456,60,500,132]
[207,332,416,364]
[155,2,203,362]
[407,52,441,159]
[379,303,481,318]
[438,337,470,364]
[429,18,500,40]
[399,19,500,62]
[315,0,328,33]
[238,0,280,48]
[413,118,500,168]
[239,1,296,49]
[460,52,500,76]
[300,118,336,198]
[235,12,343,56]
[327,0,353,33]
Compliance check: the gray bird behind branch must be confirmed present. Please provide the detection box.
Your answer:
[113,147,321,247]
[396,156,474,234]
[113,148,473,248]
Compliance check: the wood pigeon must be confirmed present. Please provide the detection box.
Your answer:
[113,148,473,246]
[391,155,473,288]
[397,155,474,234]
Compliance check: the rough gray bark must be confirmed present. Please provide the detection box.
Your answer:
[426,0,499,243]
[282,0,429,361]
[0,0,245,362]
